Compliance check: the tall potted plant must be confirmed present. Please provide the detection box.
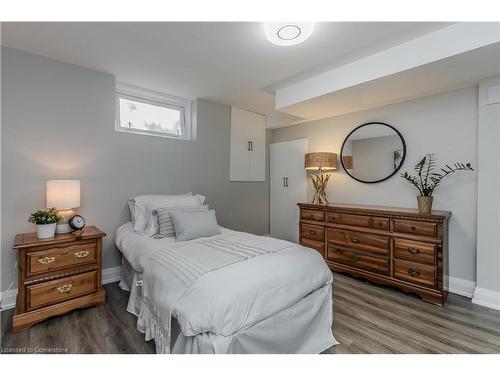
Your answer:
[28,208,60,239]
[401,154,473,214]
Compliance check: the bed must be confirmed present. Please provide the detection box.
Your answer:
[115,222,337,354]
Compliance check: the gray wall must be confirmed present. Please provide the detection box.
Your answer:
[272,87,478,283]
[1,47,269,291]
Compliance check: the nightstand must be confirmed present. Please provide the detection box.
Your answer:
[12,226,106,332]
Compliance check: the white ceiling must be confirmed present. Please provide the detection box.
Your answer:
[1,22,451,116]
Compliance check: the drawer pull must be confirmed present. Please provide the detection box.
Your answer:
[351,237,360,243]
[75,250,90,258]
[60,250,68,255]
[38,256,56,264]
[56,284,73,294]
[351,256,360,262]
[407,247,421,255]
[411,226,416,231]
[407,268,420,277]
[308,230,316,235]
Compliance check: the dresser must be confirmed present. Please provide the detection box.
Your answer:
[12,226,106,332]
[298,203,451,305]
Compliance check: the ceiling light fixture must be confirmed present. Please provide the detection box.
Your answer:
[265,23,315,46]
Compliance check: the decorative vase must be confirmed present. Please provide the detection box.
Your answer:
[36,223,57,239]
[417,196,433,214]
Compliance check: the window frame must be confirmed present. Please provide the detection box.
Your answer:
[115,82,194,141]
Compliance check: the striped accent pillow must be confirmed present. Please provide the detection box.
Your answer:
[154,205,209,238]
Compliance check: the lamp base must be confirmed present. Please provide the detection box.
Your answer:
[311,173,331,205]
[55,209,75,234]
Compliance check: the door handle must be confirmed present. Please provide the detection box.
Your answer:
[250,141,253,151]
[285,177,288,187]
[283,177,286,187]
[247,141,251,151]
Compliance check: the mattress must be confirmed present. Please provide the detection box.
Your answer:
[115,222,337,353]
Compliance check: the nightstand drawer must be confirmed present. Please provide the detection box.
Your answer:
[26,271,98,311]
[27,242,97,276]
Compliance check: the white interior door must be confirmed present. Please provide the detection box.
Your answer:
[229,107,250,181]
[270,138,308,242]
[249,113,266,181]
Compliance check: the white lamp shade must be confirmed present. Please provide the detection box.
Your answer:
[46,180,80,209]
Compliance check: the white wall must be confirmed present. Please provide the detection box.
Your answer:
[473,76,500,310]
[272,87,478,284]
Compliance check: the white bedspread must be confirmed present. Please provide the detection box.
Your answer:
[136,230,333,353]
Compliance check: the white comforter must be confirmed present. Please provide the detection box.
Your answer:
[134,230,333,353]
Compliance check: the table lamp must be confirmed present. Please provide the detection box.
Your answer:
[305,152,337,205]
[46,180,81,233]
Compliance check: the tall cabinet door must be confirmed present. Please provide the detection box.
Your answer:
[270,138,308,243]
[230,107,266,181]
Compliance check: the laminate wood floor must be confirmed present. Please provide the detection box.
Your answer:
[2,272,500,354]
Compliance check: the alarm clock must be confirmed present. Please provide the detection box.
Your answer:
[69,214,86,231]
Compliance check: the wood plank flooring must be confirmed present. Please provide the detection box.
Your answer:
[2,272,500,354]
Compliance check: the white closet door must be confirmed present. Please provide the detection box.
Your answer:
[230,107,265,181]
[249,113,266,181]
[270,138,307,243]
[270,141,287,240]
[229,107,251,181]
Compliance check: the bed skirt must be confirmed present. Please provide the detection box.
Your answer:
[120,258,337,354]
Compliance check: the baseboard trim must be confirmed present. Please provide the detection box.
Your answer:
[0,289,17,311]
[445,276,476,298]
[1,265,122,311]
[472,286,500,311]
[102,265,122,285]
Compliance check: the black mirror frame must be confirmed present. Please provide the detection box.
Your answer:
[340,122,407,184]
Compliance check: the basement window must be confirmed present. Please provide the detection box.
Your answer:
[115,82,195,141]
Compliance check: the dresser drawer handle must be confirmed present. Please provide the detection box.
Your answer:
[407,268,420,277]
[75,250,90,258]
[410,226,416,231]
[308,230,316,235]
[38,256,56,264]
[351,256,360,262]
[407,247,421,255]
[351,237,360,243]
[56,284,73,294]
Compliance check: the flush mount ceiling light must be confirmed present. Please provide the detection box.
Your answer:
[264,23,315,46]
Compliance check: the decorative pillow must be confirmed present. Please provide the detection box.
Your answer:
[170,210,221,241]
[155,205,209,238]
[130,193,207,235]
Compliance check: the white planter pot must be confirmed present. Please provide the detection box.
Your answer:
[36,223,57,239]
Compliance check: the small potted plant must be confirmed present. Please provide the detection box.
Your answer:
[28,208,60,239]
[401,154,473,214]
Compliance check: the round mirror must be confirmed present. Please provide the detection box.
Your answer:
[340,122,406,183]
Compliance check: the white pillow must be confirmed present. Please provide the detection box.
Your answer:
[155,205,209,238]
[170,210,220,241]
[131,193,206,236]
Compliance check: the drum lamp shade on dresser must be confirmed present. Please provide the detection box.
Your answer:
[304,152,337,205]
[46,180,80,234]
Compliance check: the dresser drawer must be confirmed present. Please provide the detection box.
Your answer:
[26,242,97,276]
[341,214,389,231]
[394,238,436,265]
[393,259,436,289]
[300,209,325,222]
[301,238,325,257]
[328,246,389,276]
[394,219,437,238]
[301,223,325,242]
[327,228,389,256]
[26,271,98,311]
[327,212,341,224]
